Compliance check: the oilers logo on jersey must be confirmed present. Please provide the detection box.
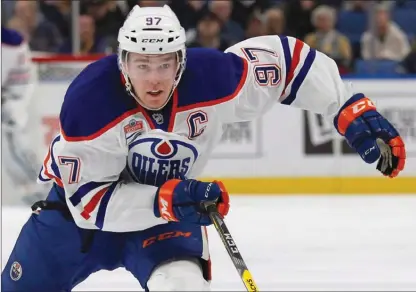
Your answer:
[127,135,199,187]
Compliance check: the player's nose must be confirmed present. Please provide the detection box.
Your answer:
[146,70,161,85]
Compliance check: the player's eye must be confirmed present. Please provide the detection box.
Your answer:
[161,63,170,69]
[137,64,148,70]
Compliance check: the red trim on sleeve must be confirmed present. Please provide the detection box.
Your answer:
[281,39,304,97]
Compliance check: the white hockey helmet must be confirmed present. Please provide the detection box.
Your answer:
[117,4,187,109]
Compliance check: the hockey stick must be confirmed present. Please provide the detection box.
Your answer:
[204,203,259,292]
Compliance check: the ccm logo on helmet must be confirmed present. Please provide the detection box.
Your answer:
[142,39,163,43]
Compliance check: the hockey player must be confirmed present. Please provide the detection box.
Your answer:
[2,5,406,292]
[1,27,45,204]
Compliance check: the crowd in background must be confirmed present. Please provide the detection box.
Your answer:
[2,0,416,75]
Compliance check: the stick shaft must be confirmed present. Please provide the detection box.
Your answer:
[206,204,259,292]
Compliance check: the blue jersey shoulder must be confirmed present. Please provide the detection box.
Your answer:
[1,27,24,46]
[60,54,137,139]
[177,47,246,108]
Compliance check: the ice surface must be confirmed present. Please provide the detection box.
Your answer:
[2,195,416,291]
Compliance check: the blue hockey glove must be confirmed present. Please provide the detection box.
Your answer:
[334,93,406,178]
[153,179,230,225]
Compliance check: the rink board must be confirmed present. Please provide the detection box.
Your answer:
[199,176,416,194]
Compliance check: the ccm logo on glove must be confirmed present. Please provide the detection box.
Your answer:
[337,98,376,135]
[351,99,376,114]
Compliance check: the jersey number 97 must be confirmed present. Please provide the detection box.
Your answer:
[241,47,281,87]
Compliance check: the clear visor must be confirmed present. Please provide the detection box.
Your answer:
[122,52,179,81]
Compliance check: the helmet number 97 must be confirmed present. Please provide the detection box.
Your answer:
[146,17,162,25]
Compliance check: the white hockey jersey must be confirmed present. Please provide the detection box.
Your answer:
[39,35,356,232]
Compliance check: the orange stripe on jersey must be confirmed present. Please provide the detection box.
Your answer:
[42,147,63,187]
[80,186,109,220]
[61,107,141,142]
[282,39,304,97]
[337,97,376,135]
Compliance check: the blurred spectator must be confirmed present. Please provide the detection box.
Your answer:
[284,0,317,40]
[139,0,168,7]
[39,0,72,40]
[317,0,344,9]
[343,0,369,12]
[0,0,414,77]
[6,18,28,40]
[82,0,125,41]
[7,1,62,52]
[169,0,208,31]
[264,7,290,36]
[209,0,245,45]
[58,15,109,54]
[169,0,209,44]
[188,11,231,52]
[305,5,352,73]
[1,1,17,26]
[128,0,168,10]
[230,0,271,30]
[398,41,416,74]
[113,1,131,15]
[394,0,411,8]
[361,4,411,61]
[245,9,267,39]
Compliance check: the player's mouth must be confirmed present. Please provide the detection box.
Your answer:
[147,90,163,97]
